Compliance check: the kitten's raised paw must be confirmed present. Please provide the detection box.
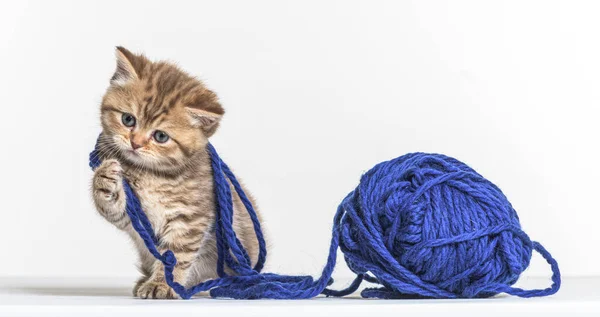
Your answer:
[93,159,123,202]
[92,159,127,226]
[136,281,177,299]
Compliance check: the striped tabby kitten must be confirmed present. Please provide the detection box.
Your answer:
[92,47,261,299]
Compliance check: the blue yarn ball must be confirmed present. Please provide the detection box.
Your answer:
[337,152,535,298]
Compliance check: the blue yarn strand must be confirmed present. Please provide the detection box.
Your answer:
[90,139,560,299]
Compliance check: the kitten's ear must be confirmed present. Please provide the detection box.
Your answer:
[186,91,224,137]
[110,46,141,86]
[187,107,222,127]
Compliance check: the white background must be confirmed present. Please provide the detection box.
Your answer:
[0,0,598,282]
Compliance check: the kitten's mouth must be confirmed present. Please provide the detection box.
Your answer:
[127,149,140,156]
[123,149,142,162]
[123,150,149,168]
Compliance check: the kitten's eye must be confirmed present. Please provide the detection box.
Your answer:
[153,130,169,143]
[121,113,136,127]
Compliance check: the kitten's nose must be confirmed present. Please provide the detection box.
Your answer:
[130,140,143,150]
[130,133,147,150]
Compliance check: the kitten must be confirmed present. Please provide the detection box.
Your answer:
[91,47,262,299]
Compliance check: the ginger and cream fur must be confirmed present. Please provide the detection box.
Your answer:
[91,47,261,299]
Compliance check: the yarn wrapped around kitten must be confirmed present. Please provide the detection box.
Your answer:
[337,152,560,298]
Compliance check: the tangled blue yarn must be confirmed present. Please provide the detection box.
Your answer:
[89,141,560,299]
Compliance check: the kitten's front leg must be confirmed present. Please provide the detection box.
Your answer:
[136,217,209,299]
[92,159,129,230]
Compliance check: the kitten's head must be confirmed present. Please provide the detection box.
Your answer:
[99,47,223,174]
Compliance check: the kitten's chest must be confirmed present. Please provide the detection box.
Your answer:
[123,169,205,232]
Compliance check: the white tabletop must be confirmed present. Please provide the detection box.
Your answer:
[0,276,597,317]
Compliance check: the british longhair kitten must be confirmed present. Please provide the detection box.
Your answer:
[91,47,262,299]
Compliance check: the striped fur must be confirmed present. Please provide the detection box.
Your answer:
[91,47,262,299]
